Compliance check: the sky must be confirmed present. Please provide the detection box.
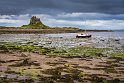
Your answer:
[0,0,124,30]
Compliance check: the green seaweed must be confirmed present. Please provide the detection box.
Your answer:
[0,42,124,59]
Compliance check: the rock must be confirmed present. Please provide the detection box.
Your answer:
[21,16,49,29]
[0,75,5,78]
[115,39,119,41]
[29,16,42,25]
[119,61,124,64]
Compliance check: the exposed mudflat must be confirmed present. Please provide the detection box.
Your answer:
[0,32,124,82]
[0,52,124,83]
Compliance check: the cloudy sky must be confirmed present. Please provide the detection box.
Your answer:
[0,0,124,30]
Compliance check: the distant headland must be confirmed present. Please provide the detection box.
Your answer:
[0,16,112,34]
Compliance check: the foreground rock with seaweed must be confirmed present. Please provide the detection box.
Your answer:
[0,42,124,83]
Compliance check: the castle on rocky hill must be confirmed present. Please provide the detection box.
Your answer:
[21,16,49,29]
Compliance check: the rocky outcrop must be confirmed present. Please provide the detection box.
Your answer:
[29,16,42,25]
[22,16,49,29]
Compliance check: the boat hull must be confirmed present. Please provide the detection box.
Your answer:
[76,35,92,38]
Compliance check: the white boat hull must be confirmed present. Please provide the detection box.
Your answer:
[76,35,92,38]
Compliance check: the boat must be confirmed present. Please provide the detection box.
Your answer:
[76,33,92,38]
[76,20,92,38]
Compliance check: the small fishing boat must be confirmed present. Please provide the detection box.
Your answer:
[76,33,91,38]
[76,20,92,38]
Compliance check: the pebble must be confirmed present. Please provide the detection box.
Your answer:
[119,61,124,64]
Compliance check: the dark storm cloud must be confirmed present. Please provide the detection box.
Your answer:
[0,0,57,15]
[0,0,124,15]
[64,0,124,14]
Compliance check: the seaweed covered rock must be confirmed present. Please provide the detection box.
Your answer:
[22,16,49,29]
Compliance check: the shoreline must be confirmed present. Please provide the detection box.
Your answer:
[0,28,112,34]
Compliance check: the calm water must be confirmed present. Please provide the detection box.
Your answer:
[90,32,124,39]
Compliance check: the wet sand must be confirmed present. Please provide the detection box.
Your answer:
[0,52,124,82]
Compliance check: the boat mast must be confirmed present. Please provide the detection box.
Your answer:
[85,29,86,33]
[84,20,87,33]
